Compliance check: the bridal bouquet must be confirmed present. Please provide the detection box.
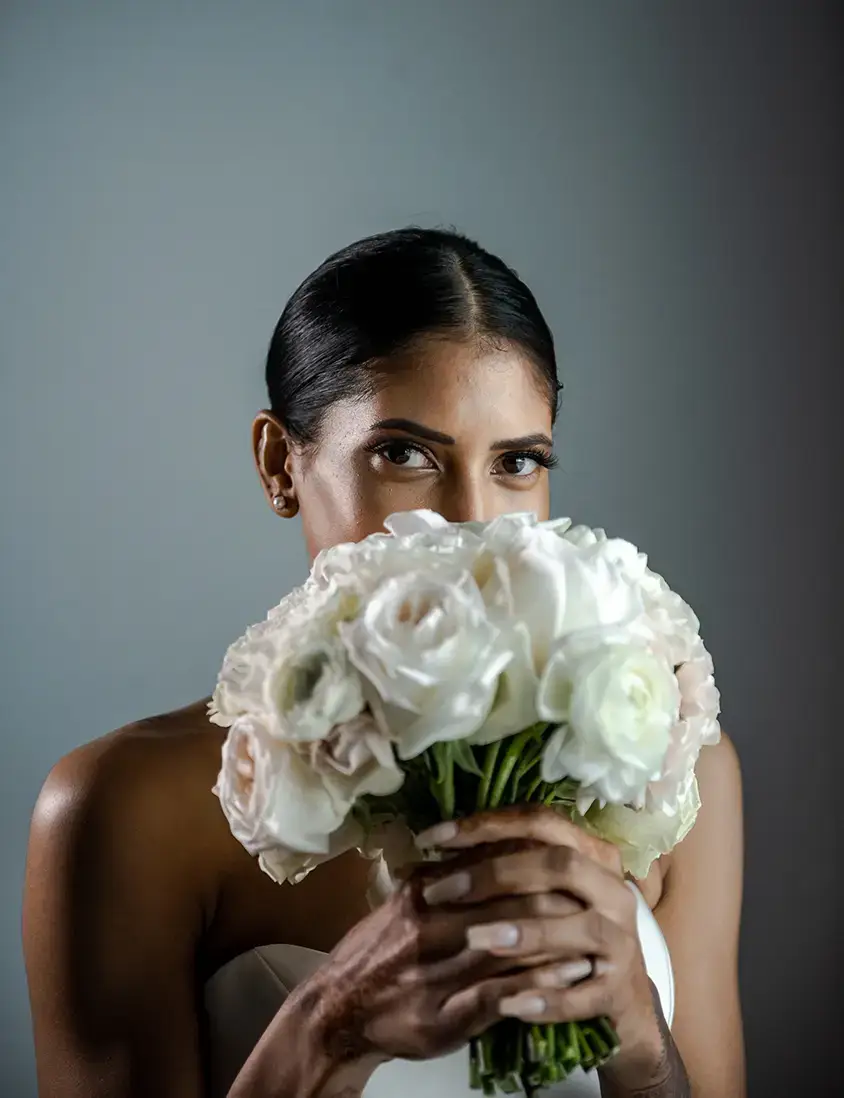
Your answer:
[210,510,720,1095]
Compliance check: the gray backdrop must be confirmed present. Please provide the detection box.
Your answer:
[1,3,841,1096]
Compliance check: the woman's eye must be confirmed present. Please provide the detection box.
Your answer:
[498,453,541,477]
[378,443,432,469]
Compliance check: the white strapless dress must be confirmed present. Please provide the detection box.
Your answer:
[204,884,673,1098]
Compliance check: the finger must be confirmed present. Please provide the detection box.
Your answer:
[464,908,622,961]
[497,975,616,1024]
[422,845,631,924]
[419,890,584,958]
[442,956,609,1035]
[416,805,623,874]
[398,945,519,989]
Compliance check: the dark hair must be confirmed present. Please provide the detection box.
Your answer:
[265,227,560,443]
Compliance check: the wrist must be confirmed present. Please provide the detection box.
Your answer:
[228,971,387,1098]
[599,981,689,1098]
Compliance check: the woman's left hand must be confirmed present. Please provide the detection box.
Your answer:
[414,804,667,1083]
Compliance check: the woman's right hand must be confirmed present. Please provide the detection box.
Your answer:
[302,843,587,1065]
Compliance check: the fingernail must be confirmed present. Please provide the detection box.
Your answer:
[535,958,593,988]
[499,994,547,1017]
[593,957,613,978]
[467,923,521,950]
[422,871,470,904]
[415,822,459,848]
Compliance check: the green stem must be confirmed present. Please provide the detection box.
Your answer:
[507,740,543,803]
[524,772,545,802]
[489,730,532,808]
[477,740,502,810]
[441,749,455,820]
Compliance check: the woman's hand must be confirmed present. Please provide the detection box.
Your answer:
[241,803,681,1097]
[317,806,666,1069]
[412,805,672,1086]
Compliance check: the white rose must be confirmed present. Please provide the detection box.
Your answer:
[259,815,364,886]
[264,630,364,742]
[208,619,282,728]
[340,570,510,759]
[473,621,541,745]
[539,631,680,809]
[213,713,283,854]
[582,776,701,879]
[208,580,350,729]
[645,637,721,814]
[473,526,644,673]
[213,713,346,857]
[564,530,701,669]
[214,712,403,881]
[359,818,426,907]
[304,712,404,797]
[677,637,720,720]
[209,582,361,733]
[559,524,608,549]
[313,516,481,600]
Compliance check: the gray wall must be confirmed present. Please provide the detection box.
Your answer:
[2,3,841,1095]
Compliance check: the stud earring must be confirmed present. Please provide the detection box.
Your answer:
[272,495,286,512]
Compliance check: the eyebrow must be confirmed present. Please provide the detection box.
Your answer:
[370,419,554,451]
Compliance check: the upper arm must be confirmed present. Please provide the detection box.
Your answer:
[23,738,209,1098]
[655,733,746,1098]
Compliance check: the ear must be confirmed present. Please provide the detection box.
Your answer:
[252,411,300,518]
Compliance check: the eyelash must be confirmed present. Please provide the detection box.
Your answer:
[506,448,559,472]
[366,440,558,474]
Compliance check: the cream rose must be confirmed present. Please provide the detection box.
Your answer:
[213,712,403,882]
[645,637,721,814]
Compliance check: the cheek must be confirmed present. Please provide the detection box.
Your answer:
[297,464,431,558]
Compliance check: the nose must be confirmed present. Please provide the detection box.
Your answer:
[436,470,491,525]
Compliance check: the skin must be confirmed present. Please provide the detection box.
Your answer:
[23,338,745,1098]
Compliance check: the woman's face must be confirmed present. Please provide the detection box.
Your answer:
[256,338,556,560]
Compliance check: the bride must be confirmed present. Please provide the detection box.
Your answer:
[23,228,745,1098]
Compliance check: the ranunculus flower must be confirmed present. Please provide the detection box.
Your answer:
[539,630,680,810]
[213,712,403,882]
[581,775,701,879]
[208,584,359,731]
[340,570,510,758]
[264,631,364,742]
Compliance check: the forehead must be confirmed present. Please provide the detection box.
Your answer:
[330,339,553,442]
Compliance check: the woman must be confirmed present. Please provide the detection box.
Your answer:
[23,228,745,1098]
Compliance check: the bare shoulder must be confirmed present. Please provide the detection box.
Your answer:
[23,702,240,1096]
[25,702,241,968]
[657,729,744,933]
[696,729,742,805]
[27,700,373,966]
[28,699,233,898]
